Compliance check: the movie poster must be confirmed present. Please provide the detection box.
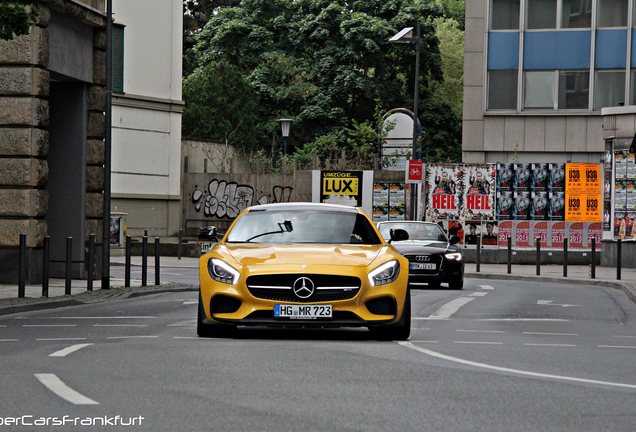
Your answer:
[548,163,565,190]
[532,191,549,220]
[531,163,549,190]
[497,164,514,191]
[514,191,532,220]
[549,191,565,221]
[462,164,496,221]
[425,165,462,220]
[513,163,532,190]
[497,191,515,220]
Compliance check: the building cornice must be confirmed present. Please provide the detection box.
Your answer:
[112,93,185,114]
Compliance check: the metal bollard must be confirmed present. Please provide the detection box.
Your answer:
[142,235,148,286]
[65,237,72,295]
[507,236,512,274]
[42,236,50,297]
[87,234,95,292]
[536,237,541,276]
[591,238,596,279]
[125,235,131,288]
[563,238,568,278]
[476,235,481,273]
[18,233,26,298]
[155,237,160,286]
[178,228,183,260]
[617,239,622,281]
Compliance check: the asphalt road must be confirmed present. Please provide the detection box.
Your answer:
[1,276,636,432]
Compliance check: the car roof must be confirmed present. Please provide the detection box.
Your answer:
[377,221,440,226]
[247,202,360,213]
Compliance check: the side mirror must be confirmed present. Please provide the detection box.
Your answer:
[197,226,218,241]
[449,235,461,245]
[389,228,409,243]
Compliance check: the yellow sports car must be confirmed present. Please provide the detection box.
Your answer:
[198,203,410,340]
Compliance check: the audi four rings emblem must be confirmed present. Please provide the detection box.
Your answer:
[415,255,431,262]
[293,277,315,299]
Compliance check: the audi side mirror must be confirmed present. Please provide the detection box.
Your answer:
[389,229,409,243]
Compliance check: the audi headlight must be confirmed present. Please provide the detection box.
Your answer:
[368,260,400,287]
[208,258,240,285]
[445,252,462,260]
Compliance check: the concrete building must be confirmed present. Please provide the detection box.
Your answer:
[0,0,107,282]
[462,0,636,163]
[110,0,183,237]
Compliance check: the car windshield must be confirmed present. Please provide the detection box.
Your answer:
[226,209,382,244]
[378,223,447,242]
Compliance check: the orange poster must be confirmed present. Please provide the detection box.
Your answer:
[565,163,602,222]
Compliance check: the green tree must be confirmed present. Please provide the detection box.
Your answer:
[431,17,464,117]
[0,1,36,40]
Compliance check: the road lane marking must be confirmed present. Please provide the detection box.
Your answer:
[0,339,18,342]
[523,332,579,336]
[454,341,503,345]
[106,336,159,339]
[410,340,439,343]
[537,300,580,308]
[612,335,636,339]
[598,345,636,349]
[399,342,636,390]
[182,300,197,305]
[173,336,198,339]
[470,292,489,297]
[523,343,576,347]
[456,329,505,334]
[36,338,87,341]
[49,344,93,357]
[23,324,78,328]
[478,285,494,290]
[35,374,99,405]
[478,318,569,322]
[93,324,149,327]
[167,319,197,327]
[417,297,475,320]
[0,325,7,327]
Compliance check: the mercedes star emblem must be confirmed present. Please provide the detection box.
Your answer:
[293,277,315,299]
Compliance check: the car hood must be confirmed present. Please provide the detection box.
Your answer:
[222,243,386,268]
[390,240,454,254]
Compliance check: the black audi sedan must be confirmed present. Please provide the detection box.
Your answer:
[377,221,464,289]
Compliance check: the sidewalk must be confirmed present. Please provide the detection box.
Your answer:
[1,258,634,315]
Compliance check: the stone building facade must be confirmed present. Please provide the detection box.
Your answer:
[0,0,106,282]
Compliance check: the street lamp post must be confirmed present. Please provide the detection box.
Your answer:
[102,0,113,289]
[277,118,293,158]
[390,22,422,219]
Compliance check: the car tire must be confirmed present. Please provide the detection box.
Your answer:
[197,293,236,338]
[448,277,464,290]
[370,289,411,341]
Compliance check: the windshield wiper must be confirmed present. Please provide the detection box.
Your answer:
[245,220,293,242]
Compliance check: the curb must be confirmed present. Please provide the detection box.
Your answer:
[465,272,636,303]
[0,283,197,316]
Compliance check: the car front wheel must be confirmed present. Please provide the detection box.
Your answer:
[448,277,464,290]
[369,289,411,341]
[197,293,236,338]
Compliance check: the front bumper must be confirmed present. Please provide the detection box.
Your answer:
[407,257,464,286]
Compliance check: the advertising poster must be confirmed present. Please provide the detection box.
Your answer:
[569,222,585,249]
[425,165,462,220]
[372,207,389,222]
[481,221,498,246]
[497,164,514,190]
[320,170,363,207]
[587,222,603,247]
[514,191,532,220]
[514,221,532,248]
[372,182,389,207]
[497,221,513,247]
[464,221,481,246]
[565,163,602,223]
[389,206,406,221]
[447,220,465,245]
[532,191,549,220]
[549,191,565,220]
[513,163,532,190]
[534,221,549,248]
[548,163,565,190]
[603,142,613,232]
[531,163,550,190]
[551,221,566,249]
[372,182,405,222]
[497,191,515,220]
[462,164,496,221]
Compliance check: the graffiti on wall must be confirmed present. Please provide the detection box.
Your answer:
[191,179,293,219]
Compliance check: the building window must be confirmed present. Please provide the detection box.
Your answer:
[631,70,636,104]
[112,24,125,94]
[527,0,557,29]
[558,70,589,108]
[597,0,628,27]
[594,70,625,109]
[488,70,518,109]
[524,71,555,108]
[562,0,592,28]
[491,0,520,30]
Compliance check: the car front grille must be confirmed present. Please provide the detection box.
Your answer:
[404,254,443,274]
[246,274,361,303]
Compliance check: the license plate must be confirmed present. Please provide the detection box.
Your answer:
[410,263,436,270]
[199,241,213,254]
[274,304,332,319]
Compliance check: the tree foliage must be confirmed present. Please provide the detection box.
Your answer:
[184,0,465,165]
[0,1,37,40]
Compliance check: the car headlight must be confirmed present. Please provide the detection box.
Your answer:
[368,260,400,287]
[208,258,240,285]
[445,252,462,260]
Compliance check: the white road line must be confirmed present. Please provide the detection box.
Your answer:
[36,338,87,341]
[598,345,636,349]
[49,343,93,358]
[34,374,99,405]
[523,332,579,336]
[23,324,78,328]
[523,343,576,347]
[470,292,489,297]
[167,319,197,327]
[456,329,505,333]
[173,336,199,339]
[93,324,149,327]
[478,284,494,290]
[478,318,569,322]
[0,325,7,327]
[399,342,636,390]
[0,339,18,342]
[182,300,198,305]
[412,327,432,330]
[454,341,503,345]
[410,340,439,343]
[106,336,159,339]
[418,297,476,320]
[612,335,636,339]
